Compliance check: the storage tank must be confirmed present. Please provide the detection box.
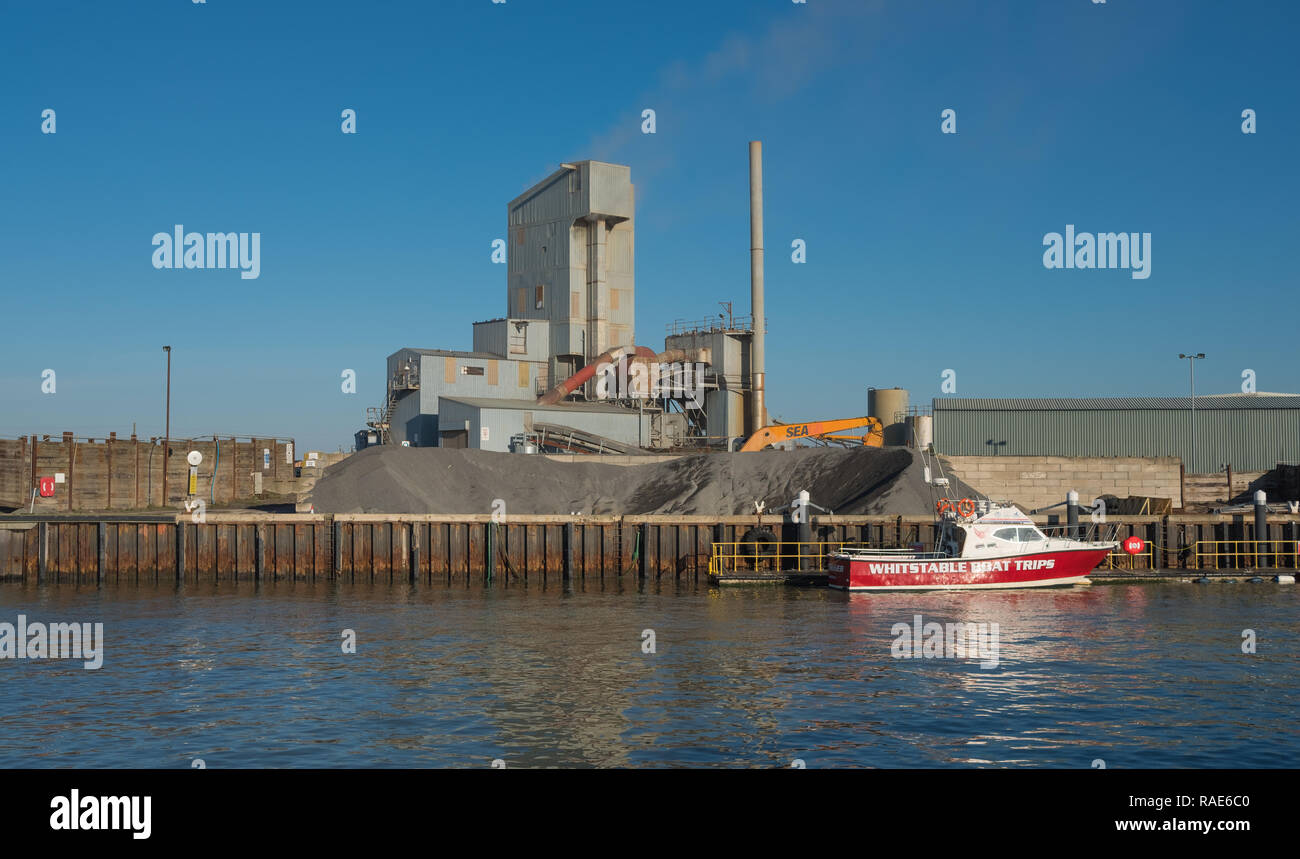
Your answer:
[907,414,933,449]
[868,387,909,446]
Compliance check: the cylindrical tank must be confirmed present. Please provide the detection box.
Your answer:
[868,387,909,446]
[908,414,933,449]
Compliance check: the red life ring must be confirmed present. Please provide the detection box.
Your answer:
[936,499,953,514]
[956,498,976,518]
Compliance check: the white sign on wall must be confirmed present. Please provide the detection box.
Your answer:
[285,442,294,464]
[480,427,490,442]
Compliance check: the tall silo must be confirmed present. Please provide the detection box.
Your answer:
[868,387,910,446]
[907,414,933,449]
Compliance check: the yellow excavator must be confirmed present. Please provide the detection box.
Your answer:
[739,417,885,452]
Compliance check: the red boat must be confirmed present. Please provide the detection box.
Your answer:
[827,501,1117,591]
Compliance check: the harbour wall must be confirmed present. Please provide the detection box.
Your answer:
[0,434,298,512]
[2,512,1298,585]
[946,455,1292,511]
[944,456,1184,509]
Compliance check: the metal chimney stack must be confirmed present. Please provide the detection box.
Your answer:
[748,141,766,434]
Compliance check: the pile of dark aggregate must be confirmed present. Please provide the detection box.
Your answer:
[309,445,980,516]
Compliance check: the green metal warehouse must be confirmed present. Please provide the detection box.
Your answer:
[932,395,1300,473]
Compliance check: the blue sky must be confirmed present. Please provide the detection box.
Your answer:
[2,0,1296,451]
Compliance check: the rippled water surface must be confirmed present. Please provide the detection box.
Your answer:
[1,581,1297,767]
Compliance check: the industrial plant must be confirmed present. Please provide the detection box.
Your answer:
[344,141,1300,524]
[7,145,1300,523]
[356,143,908,457]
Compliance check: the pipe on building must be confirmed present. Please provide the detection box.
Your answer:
[536,345,655,405]
[624,348,713,398]
[646,348,711,365]
[748,141,766,434]
[587,216,608,362]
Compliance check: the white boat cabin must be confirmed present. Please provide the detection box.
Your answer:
[939,502,1092,559]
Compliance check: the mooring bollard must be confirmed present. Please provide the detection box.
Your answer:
[794,489,812,570]
[1067,490,1079,540]
[1255,490,1269,569]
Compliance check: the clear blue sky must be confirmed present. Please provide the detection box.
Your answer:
[2,0,1296,451]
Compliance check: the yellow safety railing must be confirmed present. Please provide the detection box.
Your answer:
[1100,539,1300,571]
[1101,544,1156,570]
[711,539,1300,576]
[1190,540,1300,570]
[708,541,880,576]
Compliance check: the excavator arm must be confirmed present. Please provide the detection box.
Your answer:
[739,417,884,452]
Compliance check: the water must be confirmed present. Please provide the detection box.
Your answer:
[1,581,1296,768]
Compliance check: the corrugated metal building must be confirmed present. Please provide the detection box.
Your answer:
[933,395,1300,473]
[508,160,636,382]
[438,397,649,453]
[386,348,548,446]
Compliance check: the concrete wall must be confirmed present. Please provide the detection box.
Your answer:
[943,455,1183,510]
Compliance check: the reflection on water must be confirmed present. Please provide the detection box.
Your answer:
[1,581,1296,768]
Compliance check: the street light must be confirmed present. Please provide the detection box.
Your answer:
[1178,353,1205,472]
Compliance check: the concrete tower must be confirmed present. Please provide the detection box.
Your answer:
[507,161,635,385]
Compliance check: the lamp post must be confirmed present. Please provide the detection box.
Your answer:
[162,346,171,505]
[1178,352,1205,472]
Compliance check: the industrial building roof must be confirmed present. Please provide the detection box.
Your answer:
[401,348,507,360]
[507,160,626,208]
[439,396,643,415]
[934,395,1300,410]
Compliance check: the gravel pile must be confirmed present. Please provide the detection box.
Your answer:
[309,446,980,516]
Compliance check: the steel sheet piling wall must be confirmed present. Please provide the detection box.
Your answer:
[2,512,1298,584]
